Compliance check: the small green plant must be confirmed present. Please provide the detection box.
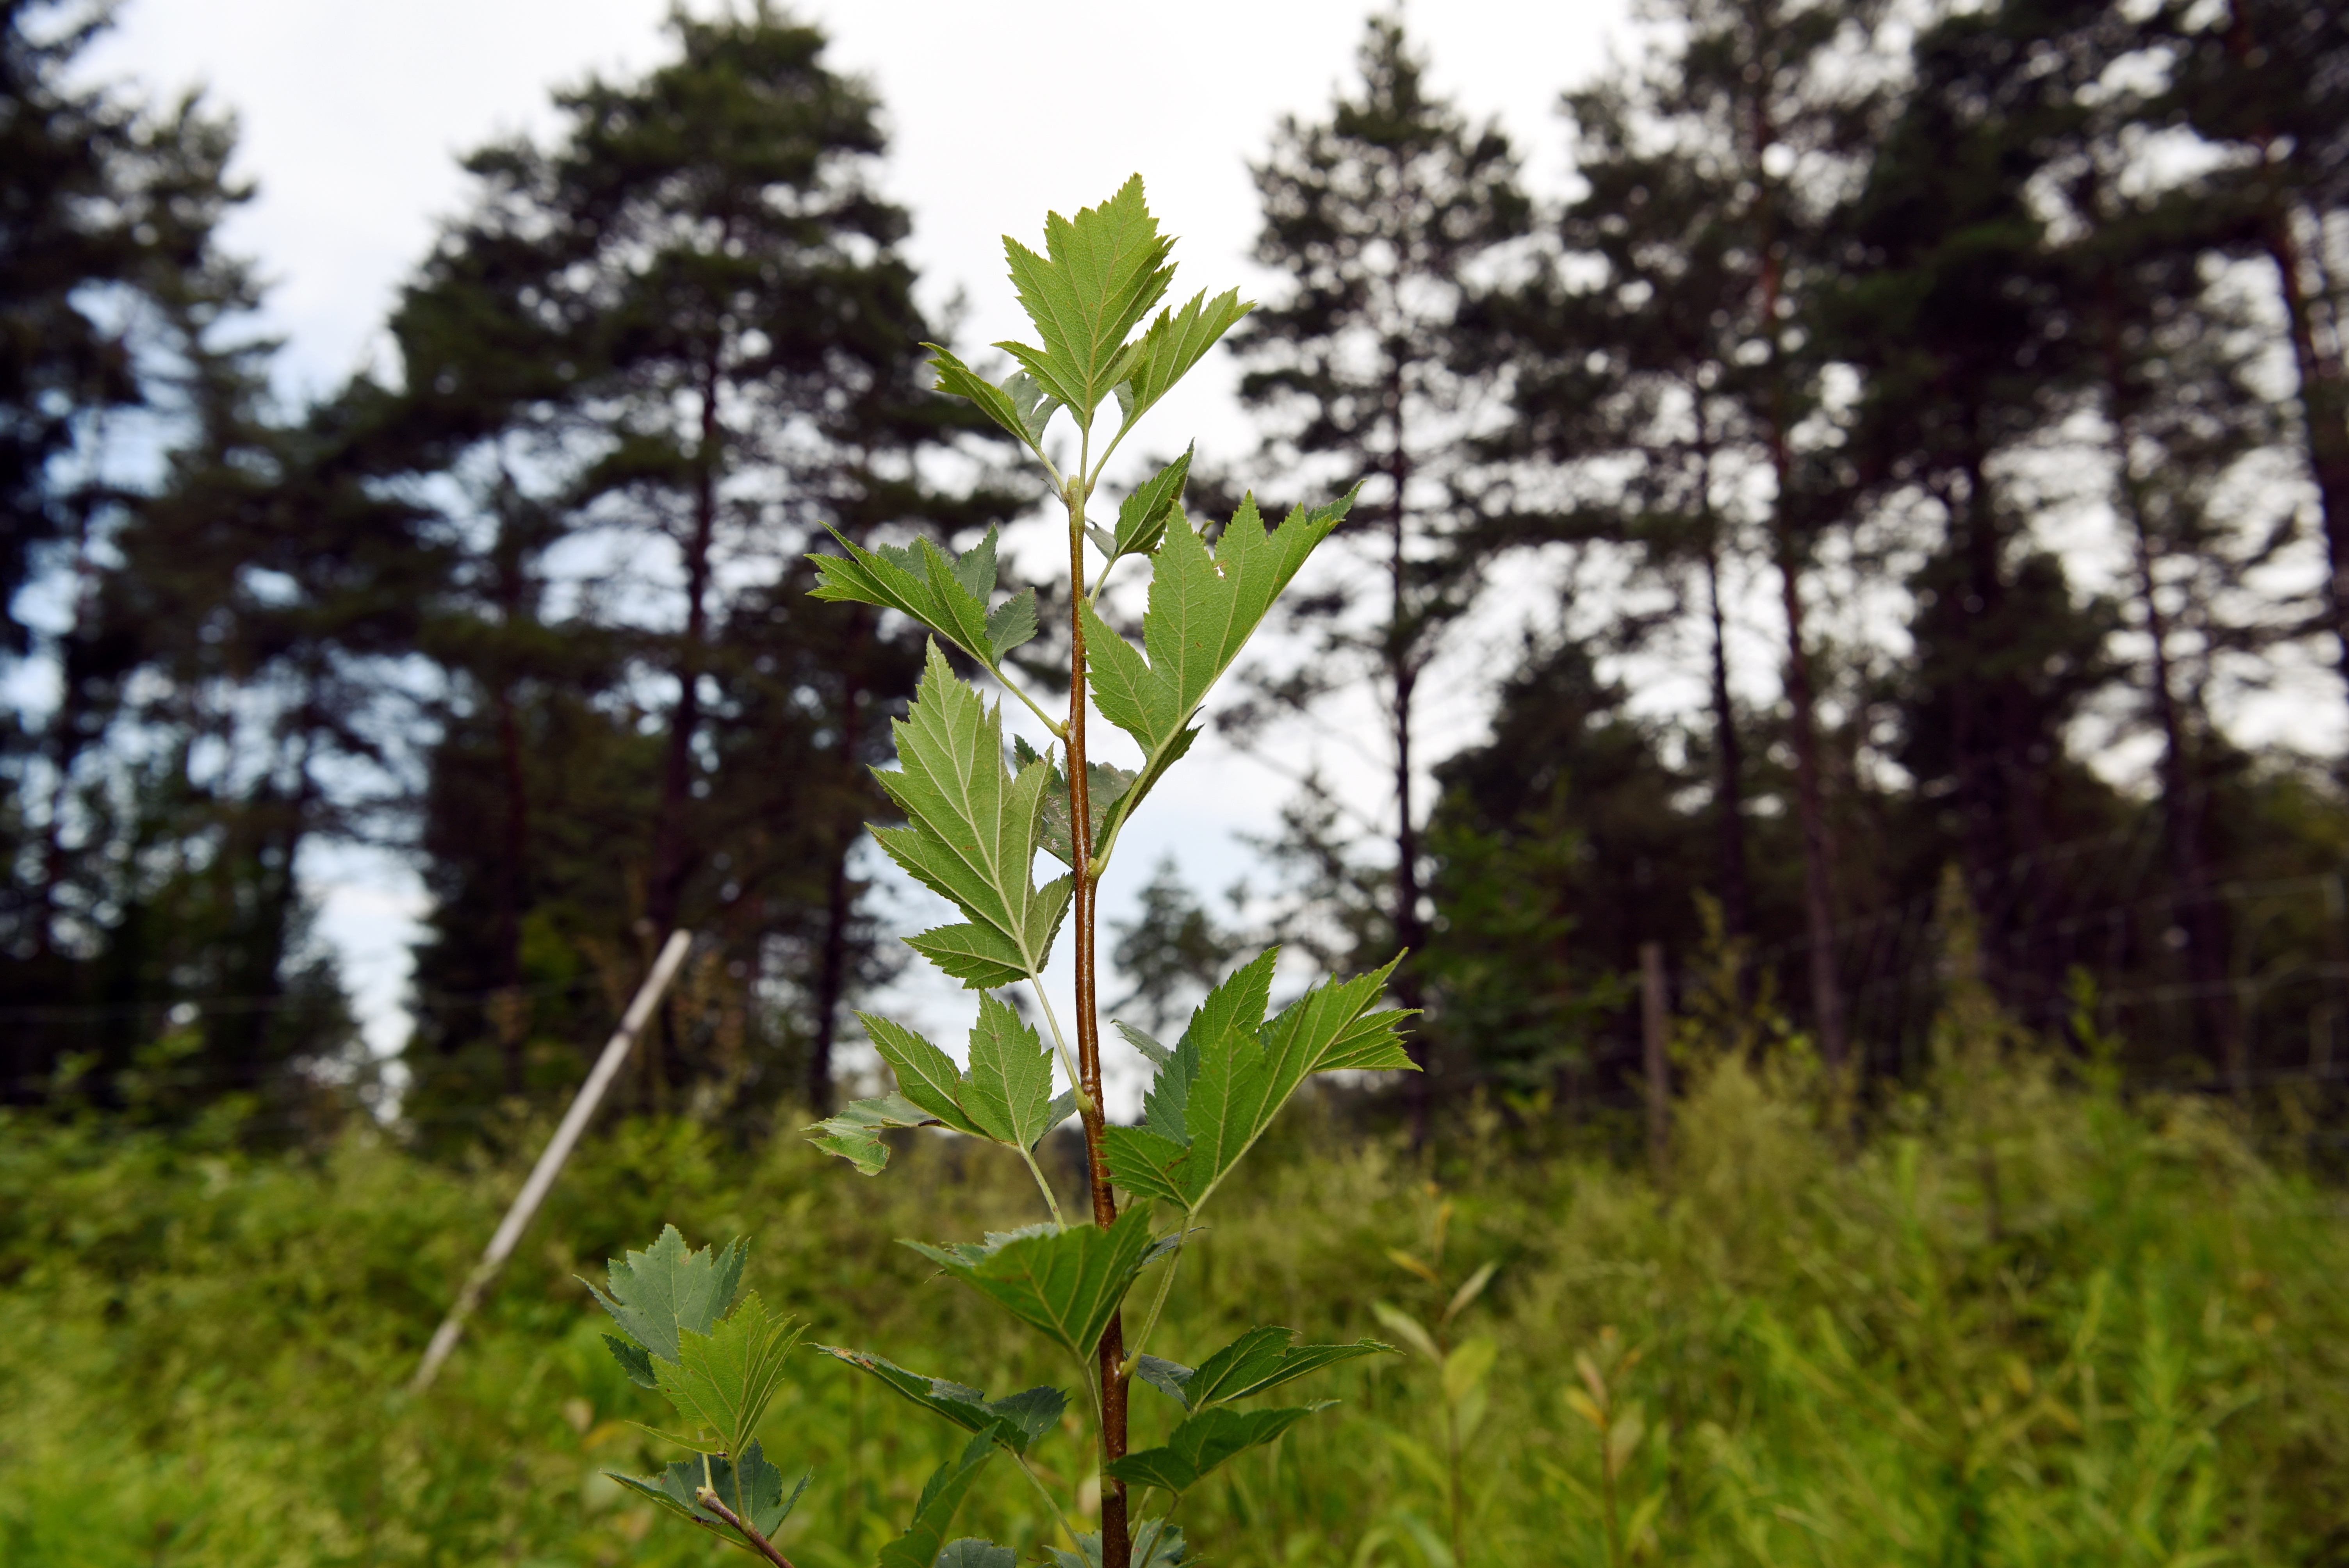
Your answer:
[581,180,1412,1568]
[1372,1188,1499,1566]
[1554,1328,1658,1568]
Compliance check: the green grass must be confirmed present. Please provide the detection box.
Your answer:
[4,1044,2344,1567]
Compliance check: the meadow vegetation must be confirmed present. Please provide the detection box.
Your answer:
[8,1013,2344,1566]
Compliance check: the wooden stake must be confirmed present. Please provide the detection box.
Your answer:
[409,929,694,1393]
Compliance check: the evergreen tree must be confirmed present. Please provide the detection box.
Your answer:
[1231,14,1529,1132]
[2160,0,2349,716]
[1490,0,1879,1069]
[1826,0,2134,1030]
[1421,626,1713,1092]
[388,4,1021,1117]
[1,0,380,1121]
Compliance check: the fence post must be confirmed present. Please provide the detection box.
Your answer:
[408,928,694,1393]
[1641,941,1671,1182]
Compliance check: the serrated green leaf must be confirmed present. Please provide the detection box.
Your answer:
[1114,290,1251,436]
[1149,956,1415,1213]
[1080,493,1355,864]
[1103,1124,1192,1206]
[877,1424,1007,1568]
[1134,1354,1195,1406]
[902,923,1030,991]
[1083,491,1356,764]
[816,1347,1065,1455]
[927,346,1054,457]
[1188,950,1280,1056]
[581,1227,744,1365]
[862,1013,986,1135]
[1313,1005,1418,1071]
[985,590,1038,663]
[1171,1326,1289,1408]
[1180,1327,1397,1408]
[936,1542,1018,1568]
[604,1333,658,1390]
[804,1092,941,1175]
[1108,447,1193,561]
[1105,1405,1328,1495]
[1132,950,1274,1146]
[810,526,1031,677]
[901,1206,1156,1365]
[606,1440,806,1548]
[962,993,1057,1149]
[872,643,1060,988]
[654,1291,802,1457]
[1046,1519,1187,1568]
[998,176,1174,422]
[1041,1088,1079,1130]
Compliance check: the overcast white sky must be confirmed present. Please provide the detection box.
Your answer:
[78,0,1637,1083]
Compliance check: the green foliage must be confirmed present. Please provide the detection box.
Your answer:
[583,1226,746,1367]
[875,1427,1005,1568]
[583,1229,810,1555]
[8,1046,2347,1566]
[868,641,1072,992]
[1137,1327,1392,1411]
[1106,1405,1327,1496]
[902,1209,1160,1370]
[815,1348,1065,1455]
[1107,956,1413,1213]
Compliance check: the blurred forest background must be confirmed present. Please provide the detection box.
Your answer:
[10,0,2349,1563]
[6,0,2347,1139]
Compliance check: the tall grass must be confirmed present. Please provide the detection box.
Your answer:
[5,1026,2344,1565]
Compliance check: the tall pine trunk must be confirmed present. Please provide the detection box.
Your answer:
[644,337,726,1104]
[1751,79,1849,1073]
[1387,353,1432,1145]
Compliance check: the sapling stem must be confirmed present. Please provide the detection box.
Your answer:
[1065,421,1132,1568]
[693,1488,797,1568]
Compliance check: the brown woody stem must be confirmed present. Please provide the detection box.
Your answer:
[1066,469,1130,1568]
[693,1488,796,1568]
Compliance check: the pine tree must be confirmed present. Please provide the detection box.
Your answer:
[387,4,1020,1115]
[1231,14,1529,1133]
[1826,0,2138,1030]
[0,0,383,1119]
[2160,0,2349,717]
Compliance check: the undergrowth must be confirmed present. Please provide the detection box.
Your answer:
[5,1036,2344,1566]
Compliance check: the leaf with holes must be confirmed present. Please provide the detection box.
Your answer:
[804,1092,939,1176]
